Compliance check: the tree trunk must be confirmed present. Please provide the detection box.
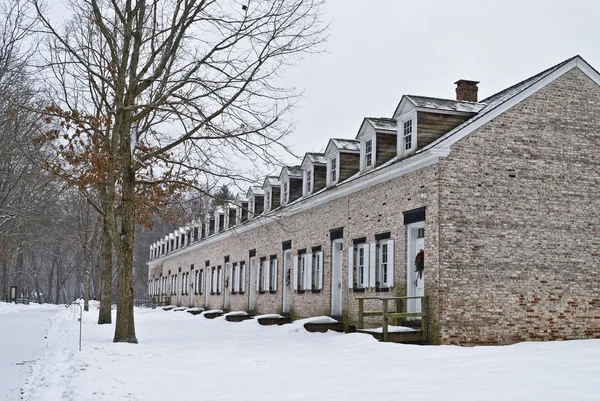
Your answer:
[113,159,137,343]
[98,215,113,324]
[1,260,7,302]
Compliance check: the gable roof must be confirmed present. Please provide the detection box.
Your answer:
[262,176,280,189]
[365,117,396,131]
[325,138,360,155]
[301,152,327,166]
[246,185,264,197]
[425,55,596,151]
[279,165,303,181]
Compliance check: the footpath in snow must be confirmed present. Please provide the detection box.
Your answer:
[22,304,600,401]
[0,303,61,401]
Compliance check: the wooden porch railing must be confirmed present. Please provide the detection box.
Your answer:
[357,296,427,342]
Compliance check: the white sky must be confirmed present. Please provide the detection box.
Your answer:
[278,0,600,164]
[44,0,600,179]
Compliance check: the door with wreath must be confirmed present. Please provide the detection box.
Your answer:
[406,222,425,314]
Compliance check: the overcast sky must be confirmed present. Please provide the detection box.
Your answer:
[277,0,600,166]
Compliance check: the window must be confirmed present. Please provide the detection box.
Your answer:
[282,182,289,205]
[403,119,413,151]
[270,257,278,292]
[265,190,271,211]
[365,139,373,167]
[294,252,312,292]
[225,262,230,292]
[231,263,238,293]
[417,227,425,239]
[357,246,366,287]
[258,258,266,293]
[239,262,246,294]
[312,251,323,291]
[330,157,337,183]
[217,266,222,294]
[211,268,217,294]
[348,243,369,289]
[305,168,312,194]
[182,272,188,295]
[377,240,394,288]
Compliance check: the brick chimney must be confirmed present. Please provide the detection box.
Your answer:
[454,79,479,102]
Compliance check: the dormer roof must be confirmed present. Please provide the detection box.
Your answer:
[278,165,303,181]
[246,185,264,198]
[325,138,360,155]
[262,175,280,189]
[393,95,485,119]
[301,152,327,169]
[356,117,397,139]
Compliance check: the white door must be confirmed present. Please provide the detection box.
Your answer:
[282,250,292,315]
[249,257,256,312]
[330,240,343,317]
[407,222,425,313]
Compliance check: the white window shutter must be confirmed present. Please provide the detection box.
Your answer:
[273,259,278,291]
[369,243,376,287]
[293,256,298,291]
[306,254,313,290]
[256,263,260,291]
[318,252,324,290]
[348,246,354,288]
[387,239,394,286]
[265,260,271,291]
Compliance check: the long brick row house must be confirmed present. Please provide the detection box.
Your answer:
[147,56,600,345]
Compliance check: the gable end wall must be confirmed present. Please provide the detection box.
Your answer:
[438,67,600,345]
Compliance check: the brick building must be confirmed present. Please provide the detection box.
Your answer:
[147,56,600,345]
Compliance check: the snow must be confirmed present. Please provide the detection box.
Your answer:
[0,303,62,400]
[254,313,282,319]
[7,306,600,401]
[224,311,248,316]
[360,325,416,333]
[202,309,223,314]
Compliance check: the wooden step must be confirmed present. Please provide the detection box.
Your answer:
[258,316,291,326]
[304,322,345,333]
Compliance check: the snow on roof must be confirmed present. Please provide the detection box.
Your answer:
[365,117,396,131]
[405,95,486,113]
[263,176,280,187]
[304,152,327,165]
[331,138,360,152]
[247,185,264,196]
[424,55,579,149]
[283,165,303,178]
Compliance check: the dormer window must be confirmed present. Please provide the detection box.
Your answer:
[403,119,413,151]
[264,190,271,212]
[305,168,312,194]
[282,182,289,205]
[330,157,337,183]
[365,139,373,167]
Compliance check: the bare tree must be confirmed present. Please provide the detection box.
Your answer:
[33,0,327,343]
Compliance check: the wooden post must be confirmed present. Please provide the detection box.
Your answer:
[382,298,389,342]
[358,298,364,329]
[421,296,428,342]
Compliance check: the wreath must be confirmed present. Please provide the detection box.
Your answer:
[414,249,424,279]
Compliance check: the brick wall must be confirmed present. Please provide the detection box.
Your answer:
[438,67,600,345]
[148,164,441,338]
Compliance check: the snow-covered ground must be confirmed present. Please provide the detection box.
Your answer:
[0,303,62,401]
[7,304,599,401]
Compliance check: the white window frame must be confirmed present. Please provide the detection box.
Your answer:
[304,167,313,195]
[298,253,308,290]
[281,181,290,205]
[270,258,278,292]
[328,155,339,186]
[355,243,369,288]
[362,135,375,171]
[312,251,323,290]
[398,111,416,157]
[217,266,222,294]
[264,189,271,212]
[239,262,246,293]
